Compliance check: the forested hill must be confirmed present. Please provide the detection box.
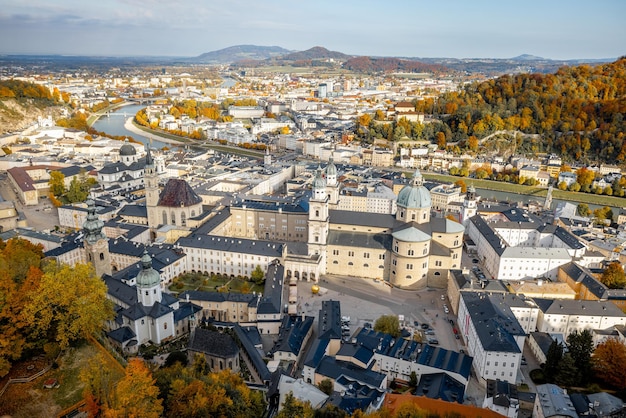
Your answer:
[419,57,626,164]
[0,79,68,133]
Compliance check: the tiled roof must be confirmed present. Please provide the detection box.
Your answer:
[157,178,202,207]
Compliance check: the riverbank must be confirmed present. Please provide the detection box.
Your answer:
[123,117,192,146]
[86,102,134,126]
[422,172,626,208]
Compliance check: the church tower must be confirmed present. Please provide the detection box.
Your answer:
[144,145,160,230]
[396,169,431,224]
[325,152,340,207]
[460,185,478,227]
[83,199,111,277]
[308,166,329,262]
[136,249,162,307]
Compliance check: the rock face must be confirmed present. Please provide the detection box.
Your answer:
[0,99,65,134]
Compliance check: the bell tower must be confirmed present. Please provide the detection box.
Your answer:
[83,199,111,277]
[460,185,478,227]
[144,145,160,230]
[308,166,329,265]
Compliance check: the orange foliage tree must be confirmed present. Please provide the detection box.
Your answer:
[593,338,626,389]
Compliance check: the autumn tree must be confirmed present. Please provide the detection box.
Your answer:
[0,238,44,377]
[104,358,163,418]
[276,392,314,418]
[436,132,446,149]
[48,171,66,197]
[600,262,626,289]
[23,262,114,349]
[454,179,467,193]
[374,315,401,338]
[593,338,626,390]
[155,363,265,418]
[80,353,124,416]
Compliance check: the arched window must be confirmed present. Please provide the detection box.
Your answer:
[171,211,176,225]
[162,211,167,225]
[315,209,319,217]
[181,212,186,226]
[99,253,104,260]
[191,210,196,217]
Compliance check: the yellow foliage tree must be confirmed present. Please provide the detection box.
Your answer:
[23,262,114,349]
[104,358,163,418]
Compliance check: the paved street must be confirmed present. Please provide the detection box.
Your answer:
[295,274,486,405]
[0,175,61,232]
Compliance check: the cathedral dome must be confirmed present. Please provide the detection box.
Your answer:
[397,169,431,209]
[136,251,160,288]
[119,139,136,156]
[326,156,337,178]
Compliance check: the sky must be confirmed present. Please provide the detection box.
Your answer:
[0,0,624,60]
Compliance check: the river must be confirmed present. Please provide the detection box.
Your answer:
[91,104,172,149]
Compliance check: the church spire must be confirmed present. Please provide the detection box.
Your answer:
[83,199,105,244]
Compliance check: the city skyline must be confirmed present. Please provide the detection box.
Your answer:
[0,0,624,60]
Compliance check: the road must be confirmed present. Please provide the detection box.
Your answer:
[0,175,60,232]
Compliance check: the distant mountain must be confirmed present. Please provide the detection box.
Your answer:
[343,56,449,74]
[191,45,292,64]
[512,54,545,61]
[280,46,351,61]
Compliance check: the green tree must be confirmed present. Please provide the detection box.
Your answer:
[251,265,265,285]
[577,203,590,216]
[374,315,401,338]
[556,353,580,387]
[48,171,66,197]
[23,262,114,349]
[600,262,626,289]
[542,340,563,382]
[317,378,333,396]
[566,329,594,385]
[66,176,88,203]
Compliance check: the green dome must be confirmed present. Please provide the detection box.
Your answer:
[313,166,326,190]
[397,169,431,209]
[136,250,161,288]
[326,155,337,177]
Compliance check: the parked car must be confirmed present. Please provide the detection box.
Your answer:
[455,334,460,340]
[440,294,445,300]
[421,323,430,330]
[428,339,439,345]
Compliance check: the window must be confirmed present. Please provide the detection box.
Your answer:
[406,264,413,270]
[181,212,186,226]
[364,252,370,258]
[99,253,104,260]
[435,260,442,267]
[164,322,167,329]
[408,249,414,256]
[348,251,354,257]
[162,211,167,225]
[315,210,319,217]
[379,254,385,260]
